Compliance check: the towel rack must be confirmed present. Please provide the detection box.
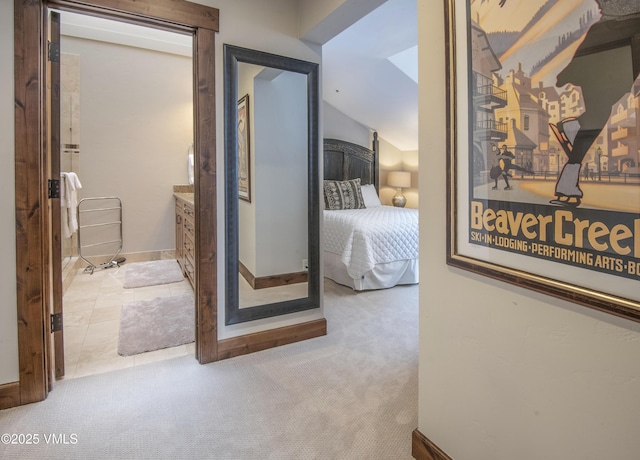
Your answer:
[77,197,124,274]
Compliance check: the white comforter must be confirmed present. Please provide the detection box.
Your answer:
[323,206,419,279]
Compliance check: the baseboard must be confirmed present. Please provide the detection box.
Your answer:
[412,429,454,460]
[253,271,308,289]
[217,318,327,360]
[239,261,307,289]
[238,261,256,288]
[0,381,21,410]
[77,250,177,268]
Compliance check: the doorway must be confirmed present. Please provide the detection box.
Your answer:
[13,0,219,405]
[55,11,196,379]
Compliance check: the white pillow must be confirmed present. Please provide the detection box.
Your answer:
[361,184,382,207]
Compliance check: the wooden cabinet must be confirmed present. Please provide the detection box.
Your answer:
[175,194,195,288]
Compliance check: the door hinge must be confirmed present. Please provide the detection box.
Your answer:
[48,179,60,199]
[48,41,60,62]
[51,313,63,333]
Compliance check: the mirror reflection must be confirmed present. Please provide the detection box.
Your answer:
[224,44,320,325]
[236,62,309,309]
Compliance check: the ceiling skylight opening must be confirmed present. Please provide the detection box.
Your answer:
[388,45,418,83]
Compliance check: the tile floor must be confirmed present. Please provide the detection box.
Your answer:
[62,260,195,380]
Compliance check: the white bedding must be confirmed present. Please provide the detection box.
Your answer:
[323,206,419,285]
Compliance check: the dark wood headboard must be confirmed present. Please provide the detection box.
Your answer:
[323,132,379,191]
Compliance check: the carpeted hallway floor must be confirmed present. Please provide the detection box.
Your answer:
[0,279,418,459]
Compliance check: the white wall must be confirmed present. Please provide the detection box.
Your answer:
[418,2,640,459]
[0,0,19,385]
[323,101,370,146]
[238,63,260,275]
[197,0,324,338]
[254,71,308,276]
[61,35,193,256]
[238,65,308,277]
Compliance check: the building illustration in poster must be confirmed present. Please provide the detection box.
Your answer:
[467,0,640,281]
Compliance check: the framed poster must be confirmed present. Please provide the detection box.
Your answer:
[237,94,251,202]
[445,0,640,321]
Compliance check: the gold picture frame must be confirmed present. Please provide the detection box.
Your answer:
[445,0,640,322]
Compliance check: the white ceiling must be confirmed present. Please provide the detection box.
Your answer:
[321,0,418,151]
[59,11,192,56]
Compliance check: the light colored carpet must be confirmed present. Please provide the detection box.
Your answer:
[122,260,184,289]
[118,294,195,356]
[0,280,417,459]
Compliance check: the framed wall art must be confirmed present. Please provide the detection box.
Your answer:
[237,94,251,202]
[445,0,640,321]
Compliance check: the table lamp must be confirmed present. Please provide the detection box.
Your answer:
[387,171,411,207]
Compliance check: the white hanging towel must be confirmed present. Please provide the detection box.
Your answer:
[60,172,82,238]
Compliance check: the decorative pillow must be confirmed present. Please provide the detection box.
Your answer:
[360,184,382,207]
[323,178,366,210]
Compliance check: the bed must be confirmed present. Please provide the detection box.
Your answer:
[323,134,419,290]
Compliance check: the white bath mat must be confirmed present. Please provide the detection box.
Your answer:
[122,260,185,289]
[118,293,194,356]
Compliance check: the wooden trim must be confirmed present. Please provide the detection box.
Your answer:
[14,0,49,406]
[49,9,65,382]
[0,382,21,410]
[238,261,255,287]
[193,26,218,364]
[48,0,219,32]
[217,319,327,360]
[14,0,219,406]
[239,261,308,290]
[255,271,308,289]
[412,429,454,460]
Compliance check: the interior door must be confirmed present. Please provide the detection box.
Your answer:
[48,10,65,380]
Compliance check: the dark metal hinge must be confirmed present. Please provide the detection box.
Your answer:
[48,41,60,62]
[48,179,60,199]
[51,313,63,333]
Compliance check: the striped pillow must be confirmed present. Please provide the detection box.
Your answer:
[323,178,366,210]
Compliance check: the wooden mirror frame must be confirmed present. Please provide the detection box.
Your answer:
[223,44,321,325]
[11,0,218,407]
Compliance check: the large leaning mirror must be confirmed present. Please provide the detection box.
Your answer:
[224,44,320,325]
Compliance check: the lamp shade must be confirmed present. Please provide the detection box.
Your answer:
[387,171,411,188]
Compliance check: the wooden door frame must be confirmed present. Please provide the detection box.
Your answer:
[48,9,64,385]
[12,0,219,407]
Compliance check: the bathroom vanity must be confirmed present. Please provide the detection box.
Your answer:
[174,191,195,288]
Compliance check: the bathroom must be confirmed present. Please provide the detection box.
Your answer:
[58,11,195,379]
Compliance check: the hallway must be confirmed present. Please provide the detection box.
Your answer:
[1,280,418,459]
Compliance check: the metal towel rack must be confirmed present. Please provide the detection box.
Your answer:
[77,197,123,274]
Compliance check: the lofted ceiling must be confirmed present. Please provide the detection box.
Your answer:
[319,0,418,151]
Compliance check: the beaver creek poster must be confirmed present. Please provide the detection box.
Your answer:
[448,0,640,318]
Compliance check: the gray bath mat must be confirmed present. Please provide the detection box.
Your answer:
[118,293,195,356]
[123,260,184,289]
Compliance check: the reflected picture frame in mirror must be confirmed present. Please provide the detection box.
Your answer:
[223,44,321,325]
[237,93,251,202]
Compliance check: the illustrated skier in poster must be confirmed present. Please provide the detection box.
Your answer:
[549,0,640,207]
[484,0,640,207]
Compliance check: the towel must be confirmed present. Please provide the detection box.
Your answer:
[61,172,82,238]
